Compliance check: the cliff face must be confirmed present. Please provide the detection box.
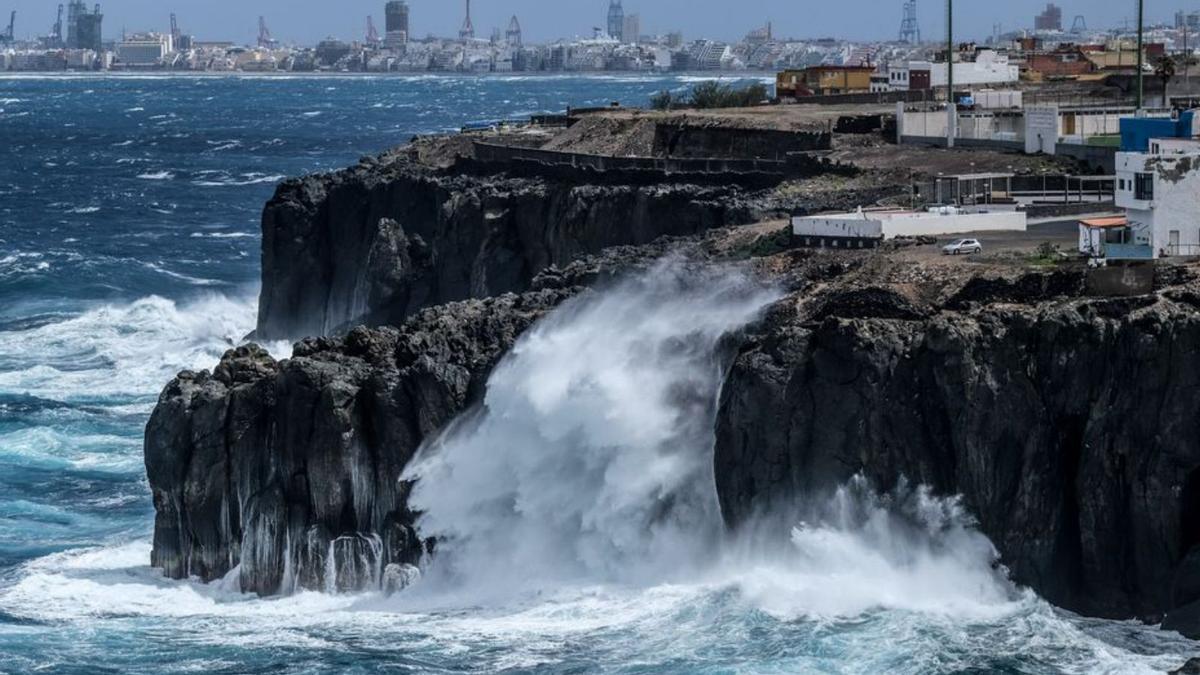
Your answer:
[146,288,574,595]
[714,274,1200,632]
[255,154,763,340]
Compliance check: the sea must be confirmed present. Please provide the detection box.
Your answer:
[0,73,1195,675]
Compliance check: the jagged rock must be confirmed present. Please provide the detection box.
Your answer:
[383,563,422,596]
[145,289,575,595]
[714,270,1200,633]
[1172,657,1200,674]
[255,154,765,340]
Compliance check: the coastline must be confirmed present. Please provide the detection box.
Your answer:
[0,70,779,81]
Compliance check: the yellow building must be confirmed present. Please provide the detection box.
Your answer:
[777,65,875,98]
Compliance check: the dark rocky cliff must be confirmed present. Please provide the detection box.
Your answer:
[147,288,574,594]
[714,268,1200,634]
[255,151,765,340]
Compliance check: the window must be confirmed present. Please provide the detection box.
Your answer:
[1135,173,1154,201]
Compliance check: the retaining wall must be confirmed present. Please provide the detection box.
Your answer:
[651,124,831,159]
[468,141,856,186]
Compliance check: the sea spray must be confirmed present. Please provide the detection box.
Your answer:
[403,260,782,596]
[718,476,1023,621]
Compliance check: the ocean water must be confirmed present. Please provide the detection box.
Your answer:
[0,73,1195,674]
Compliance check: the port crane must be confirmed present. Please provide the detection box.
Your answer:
[51,4,63,47]
[257,16,277,49]
[1,10,14,44]
[366,16,379,45]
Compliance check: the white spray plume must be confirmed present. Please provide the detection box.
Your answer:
[403,259,782,599]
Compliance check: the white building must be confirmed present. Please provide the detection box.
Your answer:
[1115,137,1200,258]
[889,50,1018,90]
[116,33,171,67]
[937,50,1019,87]
[793,206,1026,248]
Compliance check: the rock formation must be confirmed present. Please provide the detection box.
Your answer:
[714,267,1200,633]
[146,288,575,595]
[147,123,1200,640]
[255,151,766,340]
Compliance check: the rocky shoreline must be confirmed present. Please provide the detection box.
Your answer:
[146,114,1200,639]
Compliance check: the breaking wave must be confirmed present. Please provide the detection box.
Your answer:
[0,291,265,407]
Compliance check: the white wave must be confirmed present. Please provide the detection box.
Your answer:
[192,174,286,187]
[136,171,175,181]
[124,107,145,113]
[0,536,1190,674]
[141,262,222,286]
[0,427,142,473]
[719,477,1021,622]
[189,231,256,239]
[405,260,782,598]
[67,206,101,214]
[0,291,261,406]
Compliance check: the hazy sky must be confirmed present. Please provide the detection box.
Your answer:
[4,1,1162,46]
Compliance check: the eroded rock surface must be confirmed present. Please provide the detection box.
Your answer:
[147,289,573,595]
[714,268,1200,634]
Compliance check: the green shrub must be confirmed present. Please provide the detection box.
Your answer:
[653,81,768,110]
[649,90,675,110]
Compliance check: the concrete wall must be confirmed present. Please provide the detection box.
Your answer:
[783,89,927,106]
[652,124,830,160]
[1085,265,1155,296]
[880,210,1027,239]
[468,141,855,187]
[794,210,1026,241]
[792,215,883,239]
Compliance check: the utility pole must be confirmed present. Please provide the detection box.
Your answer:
[1185,23,1191,90]
[1136,0,1145,112]
[947,0,955,147]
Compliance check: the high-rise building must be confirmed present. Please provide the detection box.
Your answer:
[67,2,103,52]
[385,1,409,36]
[622,14,640,45]
[1034,3,1062,32]
[607,1,625,42]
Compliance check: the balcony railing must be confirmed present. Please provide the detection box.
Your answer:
[1165,244,1200,257]
[1105,244,1154,260]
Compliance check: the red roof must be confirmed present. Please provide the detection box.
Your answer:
[1080,216,1128,228]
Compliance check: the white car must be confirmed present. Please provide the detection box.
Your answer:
[942,238,983,256]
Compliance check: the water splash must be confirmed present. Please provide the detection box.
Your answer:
[404,260,782,598]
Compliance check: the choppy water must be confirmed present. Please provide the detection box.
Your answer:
[0,74,1195,674]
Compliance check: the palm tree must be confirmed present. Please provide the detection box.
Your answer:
[1155,55,1178,107]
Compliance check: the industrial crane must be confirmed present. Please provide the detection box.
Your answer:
[366,16,379,45]
[257,16,277,49]
[2,10,14,44]
[52,4,63,47]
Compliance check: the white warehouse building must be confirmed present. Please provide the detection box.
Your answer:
[793,206,1026,248]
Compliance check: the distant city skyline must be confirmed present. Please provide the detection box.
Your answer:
[0,0,1167,45]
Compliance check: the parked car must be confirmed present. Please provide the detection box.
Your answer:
[942,239,983,256]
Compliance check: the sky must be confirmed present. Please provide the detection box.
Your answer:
[3,1,1162,46]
